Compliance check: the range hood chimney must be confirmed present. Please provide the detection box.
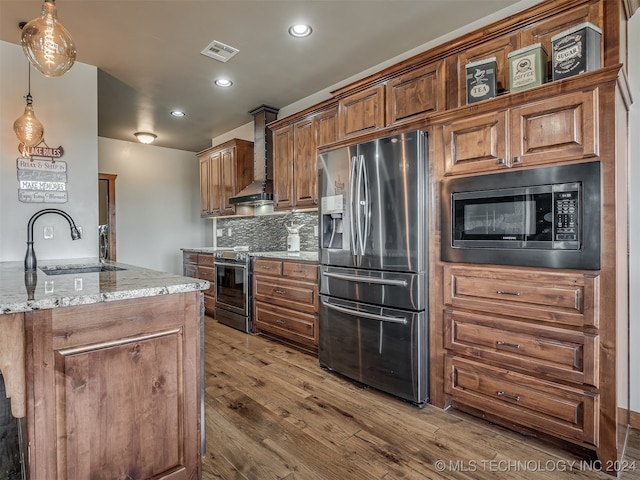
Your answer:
[229,105,279,205]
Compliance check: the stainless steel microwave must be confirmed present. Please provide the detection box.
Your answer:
[441,161,601,269]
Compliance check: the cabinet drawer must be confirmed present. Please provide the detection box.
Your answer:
[444,309,598,386]
[254,277,318,313]
[254,302,317,346]
[443,265,598,327]
[183,265,197,278]
[197,253,214,266]
[283,261,317,282]
[197,265,215,282]
[183,252,198,265]
[253,258,283,276]
[445,355,598,446]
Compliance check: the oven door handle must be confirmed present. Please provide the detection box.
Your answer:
[214,260,248,269]
[322,271,408,287]
[322,300,407,325]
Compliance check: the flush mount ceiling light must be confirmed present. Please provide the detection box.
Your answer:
[13,64,44,151]
[215,78,233,87]
[20,0,76,78]
[134,132,157,144]
[288,24,312,38]
[170,110,186,117]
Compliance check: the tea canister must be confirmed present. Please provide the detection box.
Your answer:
[465,57,497,104]
[551,22,602,80]
[508,43,548,93]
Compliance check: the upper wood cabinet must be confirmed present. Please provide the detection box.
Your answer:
[196,139,253,217]
[339,85,385,139]
[272,104,338,210]
[386,61,446,125]
[316,106,339,147]
[441,87,599,175]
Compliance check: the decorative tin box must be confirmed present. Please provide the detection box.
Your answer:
[508,43,548,93]
[466,57,497,104]
[551,22,602,80]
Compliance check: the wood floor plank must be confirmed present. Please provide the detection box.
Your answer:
[202,317,640,480]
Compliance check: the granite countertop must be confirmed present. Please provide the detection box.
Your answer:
[181,247,318,263]
[250,251,318,262]
[0,258,209,315]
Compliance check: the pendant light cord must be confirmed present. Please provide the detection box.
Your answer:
[26,63,33,105]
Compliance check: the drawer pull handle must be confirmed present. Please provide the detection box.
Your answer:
[275,319,286,325]
[497,290,521,296]
[274,289,287,295]
[292,269,304,273]
[496,341,520,349]
[497,391,520,402]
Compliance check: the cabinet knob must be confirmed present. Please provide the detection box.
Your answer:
[496,158,505,165]
[512,156,521,163]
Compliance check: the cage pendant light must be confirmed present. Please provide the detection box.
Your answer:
[21,0,76,78]
[13,65,44,151]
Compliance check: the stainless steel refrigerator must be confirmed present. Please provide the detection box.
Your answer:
[318,130,429,406]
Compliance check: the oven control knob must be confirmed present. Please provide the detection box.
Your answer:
[236,253,246,262]
[214,251,222,258]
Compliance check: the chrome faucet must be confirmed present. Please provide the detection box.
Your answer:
[25,208,82,271]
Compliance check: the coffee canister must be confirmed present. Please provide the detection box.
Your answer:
[465,57,497,104]
[551,22,602,81]
[508,43,548,93]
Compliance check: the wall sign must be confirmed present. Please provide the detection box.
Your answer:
[17,158,68,203]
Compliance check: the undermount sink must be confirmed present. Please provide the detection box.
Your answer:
[40,264,126,275]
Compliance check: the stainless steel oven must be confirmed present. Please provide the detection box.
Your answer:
[213,251,252,333]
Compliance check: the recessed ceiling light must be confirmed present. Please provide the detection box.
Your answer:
[288,24,312,38]
[171,110,186,117]
[215,78,233,87]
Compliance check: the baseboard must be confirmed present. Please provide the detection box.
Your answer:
[630,409,640,430]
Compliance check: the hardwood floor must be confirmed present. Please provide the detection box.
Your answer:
[202,317,640,479]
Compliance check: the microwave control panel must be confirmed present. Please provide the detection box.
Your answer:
[553,188,579,242]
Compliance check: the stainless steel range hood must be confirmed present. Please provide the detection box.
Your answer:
[229,105,279,205]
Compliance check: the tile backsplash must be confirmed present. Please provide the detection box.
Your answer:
[215,211,318,251]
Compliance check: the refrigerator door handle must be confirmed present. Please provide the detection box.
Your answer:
[360,155,369,257]
[322,271,408,287]
[349,155,359,256]
[356,154,365,258]
[322,300,408,325]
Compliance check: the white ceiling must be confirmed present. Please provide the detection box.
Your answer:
[0,0,531,152]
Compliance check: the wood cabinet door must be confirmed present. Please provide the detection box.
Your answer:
[509,89,599,167]
[25,295,201,480]
[219,147,237,215]
[293,119,317,207]
[339,85,385,139]
[442,110,508,175]
[199,156,211,217]
[273,126,294,210]
[386,61,445,125]
[208,151,222,216]
[316,106,339,146]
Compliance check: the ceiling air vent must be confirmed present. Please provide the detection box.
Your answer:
[200,40,239,63]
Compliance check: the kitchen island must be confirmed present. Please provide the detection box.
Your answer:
[0,259,208,480]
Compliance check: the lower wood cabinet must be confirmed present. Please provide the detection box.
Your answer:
[442,264,602,451]
[23,293,201,480]
[184,251,215,316]
[252,258,318,353]
[445,355,599,446]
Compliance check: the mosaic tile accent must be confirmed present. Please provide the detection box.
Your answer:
[216,211,318,252]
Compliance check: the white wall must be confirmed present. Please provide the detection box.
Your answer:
[628,12,640,414]
[0,41,98,263]
[98,138,211,275]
